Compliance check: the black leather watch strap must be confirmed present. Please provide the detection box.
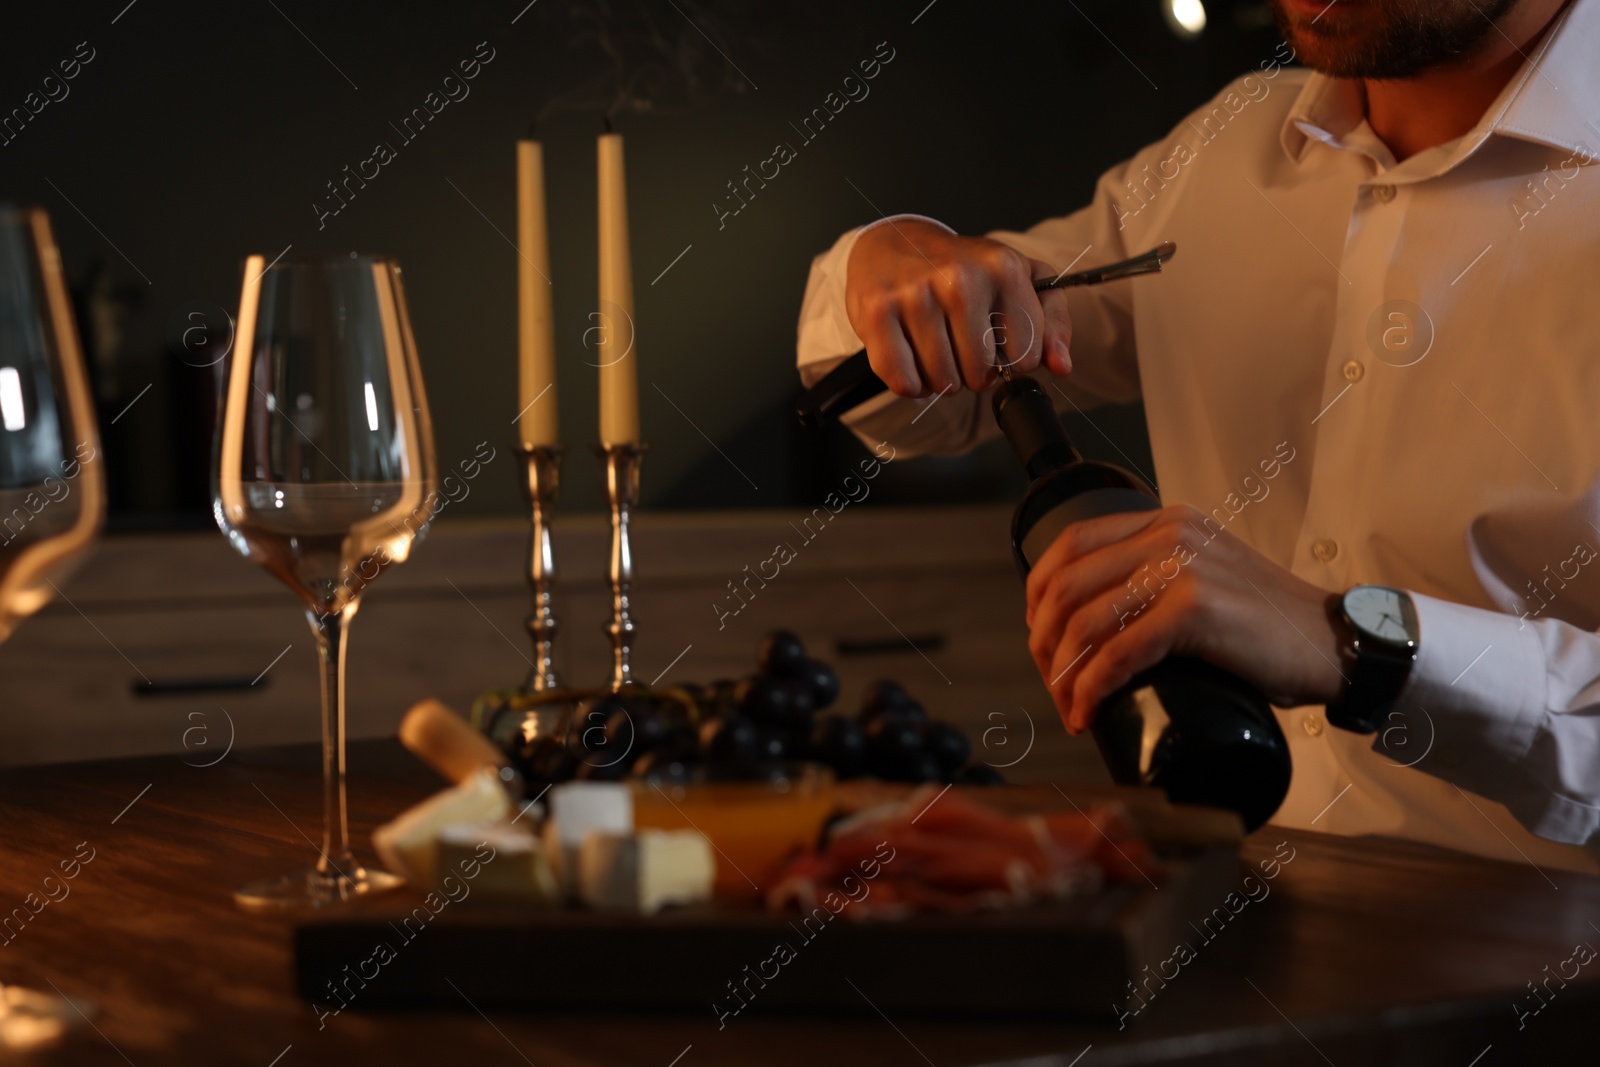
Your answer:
[1324,591,1416,734]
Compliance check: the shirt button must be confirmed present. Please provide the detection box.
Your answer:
[1342,359,1365,382]
[1371,183,1397,202]
[1312,538,1339,562]
[1301,713,1325,738]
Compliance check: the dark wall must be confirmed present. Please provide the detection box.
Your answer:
[0,0,1284,527]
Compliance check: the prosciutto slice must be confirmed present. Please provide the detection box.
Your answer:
[768,786,1162,918]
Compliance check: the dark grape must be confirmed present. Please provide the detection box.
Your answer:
[736,674,793,726]
[860,679,914,716]
[604,703,671,756]
[864,713,926,780]
[810,715,866,778]
[957,763,1006,786]
[568,697,627,752]
[900,750,945,784]
[860,699,927,726]
[785,679,817,722]
[754,729,792,764]
[862,712,920,744]
[799,658,841,709]
[534,735,579,777]
[780,720,815,763]
[511,735,577,786]
[757,630,807,676]
[921,721,973,777]
[705,678,741,717]
[631,746,702,783]
[700,715,761,768]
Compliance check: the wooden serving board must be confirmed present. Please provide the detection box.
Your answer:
[295,785,1241,1019]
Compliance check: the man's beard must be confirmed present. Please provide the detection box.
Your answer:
[1269,0,1521,79]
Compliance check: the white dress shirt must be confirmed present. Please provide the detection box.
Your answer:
[796,0,1600,872]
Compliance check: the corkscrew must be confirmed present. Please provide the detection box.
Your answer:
[795,242,1175,427]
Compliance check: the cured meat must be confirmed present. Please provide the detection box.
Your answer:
[768,786,1161,918]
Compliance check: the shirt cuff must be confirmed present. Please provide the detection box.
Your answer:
[795,214,955,387]
[1402,591,1546,763]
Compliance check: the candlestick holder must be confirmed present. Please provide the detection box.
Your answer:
[517,444,565,692]
[598,443,645,691]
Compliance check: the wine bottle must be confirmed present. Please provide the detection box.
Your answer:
[994,376,1291,832]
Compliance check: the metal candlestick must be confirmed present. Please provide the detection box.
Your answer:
[599,443,644,690]
[517,445,565,692]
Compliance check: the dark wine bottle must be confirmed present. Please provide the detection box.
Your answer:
[994,376,1291,832]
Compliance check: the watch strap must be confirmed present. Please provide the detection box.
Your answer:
[1325,590,1416,734]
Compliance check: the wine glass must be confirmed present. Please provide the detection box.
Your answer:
[215,253,437,911]
[0,208,105,1046]
[0,205,105,642]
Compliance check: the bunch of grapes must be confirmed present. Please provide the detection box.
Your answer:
[503,630,1003,790]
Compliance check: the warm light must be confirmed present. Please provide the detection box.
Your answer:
[0,368,25,431]
[1165,0,1207,37]
[363,381,380,432]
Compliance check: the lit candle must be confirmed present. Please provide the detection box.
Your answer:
[517,137,558,447]
[596,130,639,446]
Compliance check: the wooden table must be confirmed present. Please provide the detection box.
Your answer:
[3,739,1595,1066]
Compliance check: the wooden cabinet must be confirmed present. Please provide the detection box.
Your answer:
[0,506,1103,782]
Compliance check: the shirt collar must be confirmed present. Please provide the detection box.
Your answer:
[1279,0,1600,172]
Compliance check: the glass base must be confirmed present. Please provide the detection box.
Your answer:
[234,864,403,913]
[0,982,89,1051]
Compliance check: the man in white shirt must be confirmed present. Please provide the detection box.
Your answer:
[795,0,1600,872]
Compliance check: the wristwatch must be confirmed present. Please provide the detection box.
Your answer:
[1324,585,1420,734]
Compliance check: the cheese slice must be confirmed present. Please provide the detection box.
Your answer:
[577,829,715,914]
[546,781,633,845]
[372,768,511,886]
[437,822,558,906]
[542,781,633,899]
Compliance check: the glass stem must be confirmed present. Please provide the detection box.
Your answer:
[308,606,357,883]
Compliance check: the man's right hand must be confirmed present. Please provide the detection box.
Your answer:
[844,219,1073,398]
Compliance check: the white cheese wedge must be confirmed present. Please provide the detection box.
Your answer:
[437,822,558,905]
[546,781,633,845]
[542,782,633,899]
[372,767,511,886]
[577,829,714,914]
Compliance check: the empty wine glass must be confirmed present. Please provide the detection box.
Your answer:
[0,205,104,643]
[215,253,437,910]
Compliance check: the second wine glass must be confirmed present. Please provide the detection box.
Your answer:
[0,205,104,643]
[215,253,437,910]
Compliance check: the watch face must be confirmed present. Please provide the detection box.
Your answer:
[1345,586,1418,649]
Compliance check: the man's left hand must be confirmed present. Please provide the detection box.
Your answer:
[1025,504,1348,734]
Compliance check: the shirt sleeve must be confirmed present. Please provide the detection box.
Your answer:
[1399,591,1600,845]
[791,99,1237,457]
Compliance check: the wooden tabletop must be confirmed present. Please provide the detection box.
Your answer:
[3,739,1596,1067]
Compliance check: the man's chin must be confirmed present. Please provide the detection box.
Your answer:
[1271,4,1411,78]
[1283,32,1387,79]
[1267,0,1521,80]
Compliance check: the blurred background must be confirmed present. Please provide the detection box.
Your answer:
[3,0,1283,527]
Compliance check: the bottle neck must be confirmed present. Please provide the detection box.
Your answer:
[1021,440,1079,482]
[991,376,1083,480]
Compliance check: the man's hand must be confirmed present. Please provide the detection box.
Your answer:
[845,220,1073,398]
[1024,504,1347,734]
